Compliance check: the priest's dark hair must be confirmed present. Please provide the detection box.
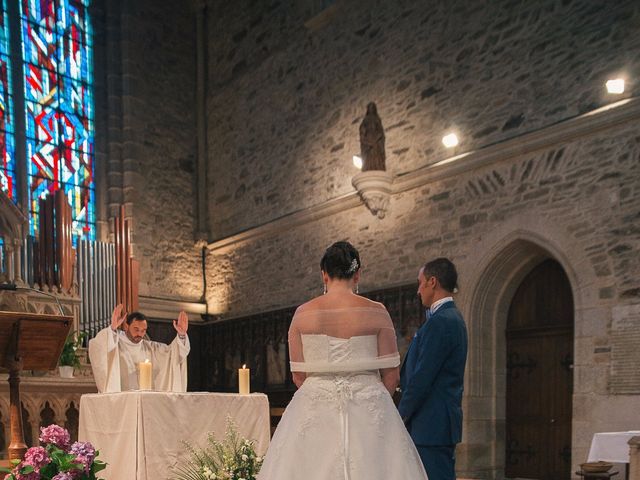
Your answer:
[320,241,361,279]
[126,311,148,324]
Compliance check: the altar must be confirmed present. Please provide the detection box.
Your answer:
[79,391,270,480]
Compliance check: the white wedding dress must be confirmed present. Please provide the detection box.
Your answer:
[257,333,428,480]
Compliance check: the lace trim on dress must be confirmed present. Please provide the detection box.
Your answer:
[290,352,400,372]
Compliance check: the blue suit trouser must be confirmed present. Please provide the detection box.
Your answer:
[415,445,456,480]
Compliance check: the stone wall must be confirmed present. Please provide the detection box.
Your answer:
[205,119,639,315]
[204,0,640,314]
[206,0,639,239]
[100,0,202,302]
[203,1,640,476]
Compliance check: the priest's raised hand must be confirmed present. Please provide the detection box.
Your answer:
[173,310,189,338]
[88,305,191,393]
[110,303,127,331]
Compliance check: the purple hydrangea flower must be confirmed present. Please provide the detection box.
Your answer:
[39,425,71,450]
[71,454,92,474]
[51,473,75,480]
[23,446,50,470]
[69,441,96,463]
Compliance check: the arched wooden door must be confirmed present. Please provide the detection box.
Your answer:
[505,259,574,479]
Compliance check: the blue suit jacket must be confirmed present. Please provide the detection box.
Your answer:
[398,301,468,446]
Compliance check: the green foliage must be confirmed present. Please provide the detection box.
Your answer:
[169,417,263,480]
[58,331,87,368]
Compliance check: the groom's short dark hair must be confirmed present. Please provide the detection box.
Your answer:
[423,258,458,293]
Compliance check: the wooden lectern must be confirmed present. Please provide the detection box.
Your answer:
[0,311,72,461]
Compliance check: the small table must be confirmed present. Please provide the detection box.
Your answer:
[79,391,271,480]
[588,431,640,479]
[575,471,618,480]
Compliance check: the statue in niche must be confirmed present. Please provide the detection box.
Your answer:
[359,102,386,171]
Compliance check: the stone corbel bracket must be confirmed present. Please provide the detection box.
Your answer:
[351,170,393,219]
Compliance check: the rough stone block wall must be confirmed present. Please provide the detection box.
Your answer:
[206,0,639,239]
[104,0,203,301]
[205,124,640,319]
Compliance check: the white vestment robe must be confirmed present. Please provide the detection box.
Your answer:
[88,327,190,393]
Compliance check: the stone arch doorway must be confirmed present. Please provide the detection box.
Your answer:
[461,233,581,480]
[505,259,574,479]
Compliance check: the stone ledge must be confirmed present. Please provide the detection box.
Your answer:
[394,97,640,193]
[139,295,207,322]
[207,192,361,254]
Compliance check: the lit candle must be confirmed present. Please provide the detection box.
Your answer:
[238,364,250,395]
[138,359,153,390]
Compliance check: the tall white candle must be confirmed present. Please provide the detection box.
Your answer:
[139,359,153,390]
[238,364,250,395]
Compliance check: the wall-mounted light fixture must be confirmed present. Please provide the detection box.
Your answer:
[606,78,625,94]
[442,132,459,148]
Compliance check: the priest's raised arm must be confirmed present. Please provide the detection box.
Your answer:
[88,305,190,393]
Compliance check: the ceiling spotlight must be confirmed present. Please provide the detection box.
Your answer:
[606,78,625,94]
[352,155,363,169]
[442,133,459,148]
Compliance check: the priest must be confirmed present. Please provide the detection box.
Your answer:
[88,304,190,392]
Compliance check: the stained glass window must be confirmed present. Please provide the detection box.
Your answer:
[21,0,94,240]
[0,0,16,202]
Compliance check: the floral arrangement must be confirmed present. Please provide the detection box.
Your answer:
[58,331,87,368]
[170,417,263,480]
[1,425,106,480]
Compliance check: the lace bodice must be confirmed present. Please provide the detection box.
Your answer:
[291,334,398,373]
[301,334,378,363]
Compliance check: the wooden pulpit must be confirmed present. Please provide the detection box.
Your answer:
[0,311,72,460]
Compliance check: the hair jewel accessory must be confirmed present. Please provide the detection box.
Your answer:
[347,258,359,274]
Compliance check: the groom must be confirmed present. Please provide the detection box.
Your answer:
[398,258,468,480]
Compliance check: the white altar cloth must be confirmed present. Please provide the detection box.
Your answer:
[79,391,270,480]
[588,431,640,463]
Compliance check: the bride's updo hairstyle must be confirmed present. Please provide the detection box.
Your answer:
[320,241,361,279]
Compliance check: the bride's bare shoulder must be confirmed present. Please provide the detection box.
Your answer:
[295,294,387,312]
[355,296,387,311]
[295,296,325,312]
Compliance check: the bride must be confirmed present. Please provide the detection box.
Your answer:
[258,241,428,479]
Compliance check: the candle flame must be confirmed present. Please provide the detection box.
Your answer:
[144,359,150,363]
[242,364,246,369]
